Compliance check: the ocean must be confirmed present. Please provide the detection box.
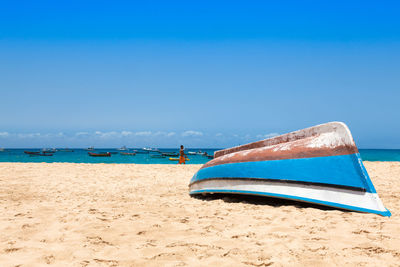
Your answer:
[0,148,399,164]
[0,148,217,164]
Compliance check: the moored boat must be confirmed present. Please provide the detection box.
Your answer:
[120,152,136,156]
[117,146,128,151]
[189,122,391,216]
[88,152,111,157]
[142,147,160,153]
[188,150,205,155]
[24,151,53,156]
[59,148,74,152]
[134,149,149,154]
[24,151,40,155]
[161,152,179,157]
[151,154,165,158]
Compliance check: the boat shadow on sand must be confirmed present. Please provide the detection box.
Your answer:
[191,194,340,212]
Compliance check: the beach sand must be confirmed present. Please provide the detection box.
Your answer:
[0,162,399,266]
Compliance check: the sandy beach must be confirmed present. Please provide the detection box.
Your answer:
[0,162,399,266]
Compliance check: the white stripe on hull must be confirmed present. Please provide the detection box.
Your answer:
[189,179,387,213]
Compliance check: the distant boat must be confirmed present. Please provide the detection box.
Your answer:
[88,152,111,157]
[59,148,74,152]
[151,154,165,158]
[120,152,136,156]
[42,148,56,153]
[188,150,205,155]
[37,153,54,156]
[24,151,53,156]
[142,147,160,153]
[0,148,4,152]
[161,152,179,157]
[189,122,391,217]
[134,149,149,154]
[86,146,95,151]
[24,151,40,155]
[117,146,128,151]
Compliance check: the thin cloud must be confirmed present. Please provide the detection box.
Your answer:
[153,131,167,136]
[94,131,119,138]
[135,131,152,136]
[121,131,133,136]
[0,132,9,137]
[153,131,176,137]
[182,130,203,137]
[167,132,176,137]
[77,130,155,138]
[17,133,41,138]
[76,132,89,136]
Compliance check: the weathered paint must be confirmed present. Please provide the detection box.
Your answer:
[215,122,355,158]
[207,122,358,168]
[189,122,391,216]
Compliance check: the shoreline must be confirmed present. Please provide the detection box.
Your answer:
[0,162,399,265]
[0,162,205,164]
[0,160,399,164]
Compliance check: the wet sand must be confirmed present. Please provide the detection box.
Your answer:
[0,162,399,266]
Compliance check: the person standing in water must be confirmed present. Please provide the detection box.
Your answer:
[179,145,187,164]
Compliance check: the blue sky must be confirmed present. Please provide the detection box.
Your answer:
[0,1,399,148]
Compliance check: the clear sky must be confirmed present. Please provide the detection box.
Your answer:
[0,1,399,148]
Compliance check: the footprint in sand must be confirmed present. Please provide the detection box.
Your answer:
[93,258,119,267]
[85,236,114,247]
[4,247,21,253]
[43,255,55,264]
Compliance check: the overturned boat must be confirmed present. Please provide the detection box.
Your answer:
[189,122,391,216]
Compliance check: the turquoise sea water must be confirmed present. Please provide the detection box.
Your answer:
[0,148,218,164]
[0,149,399,164]
[358,149,400,162]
